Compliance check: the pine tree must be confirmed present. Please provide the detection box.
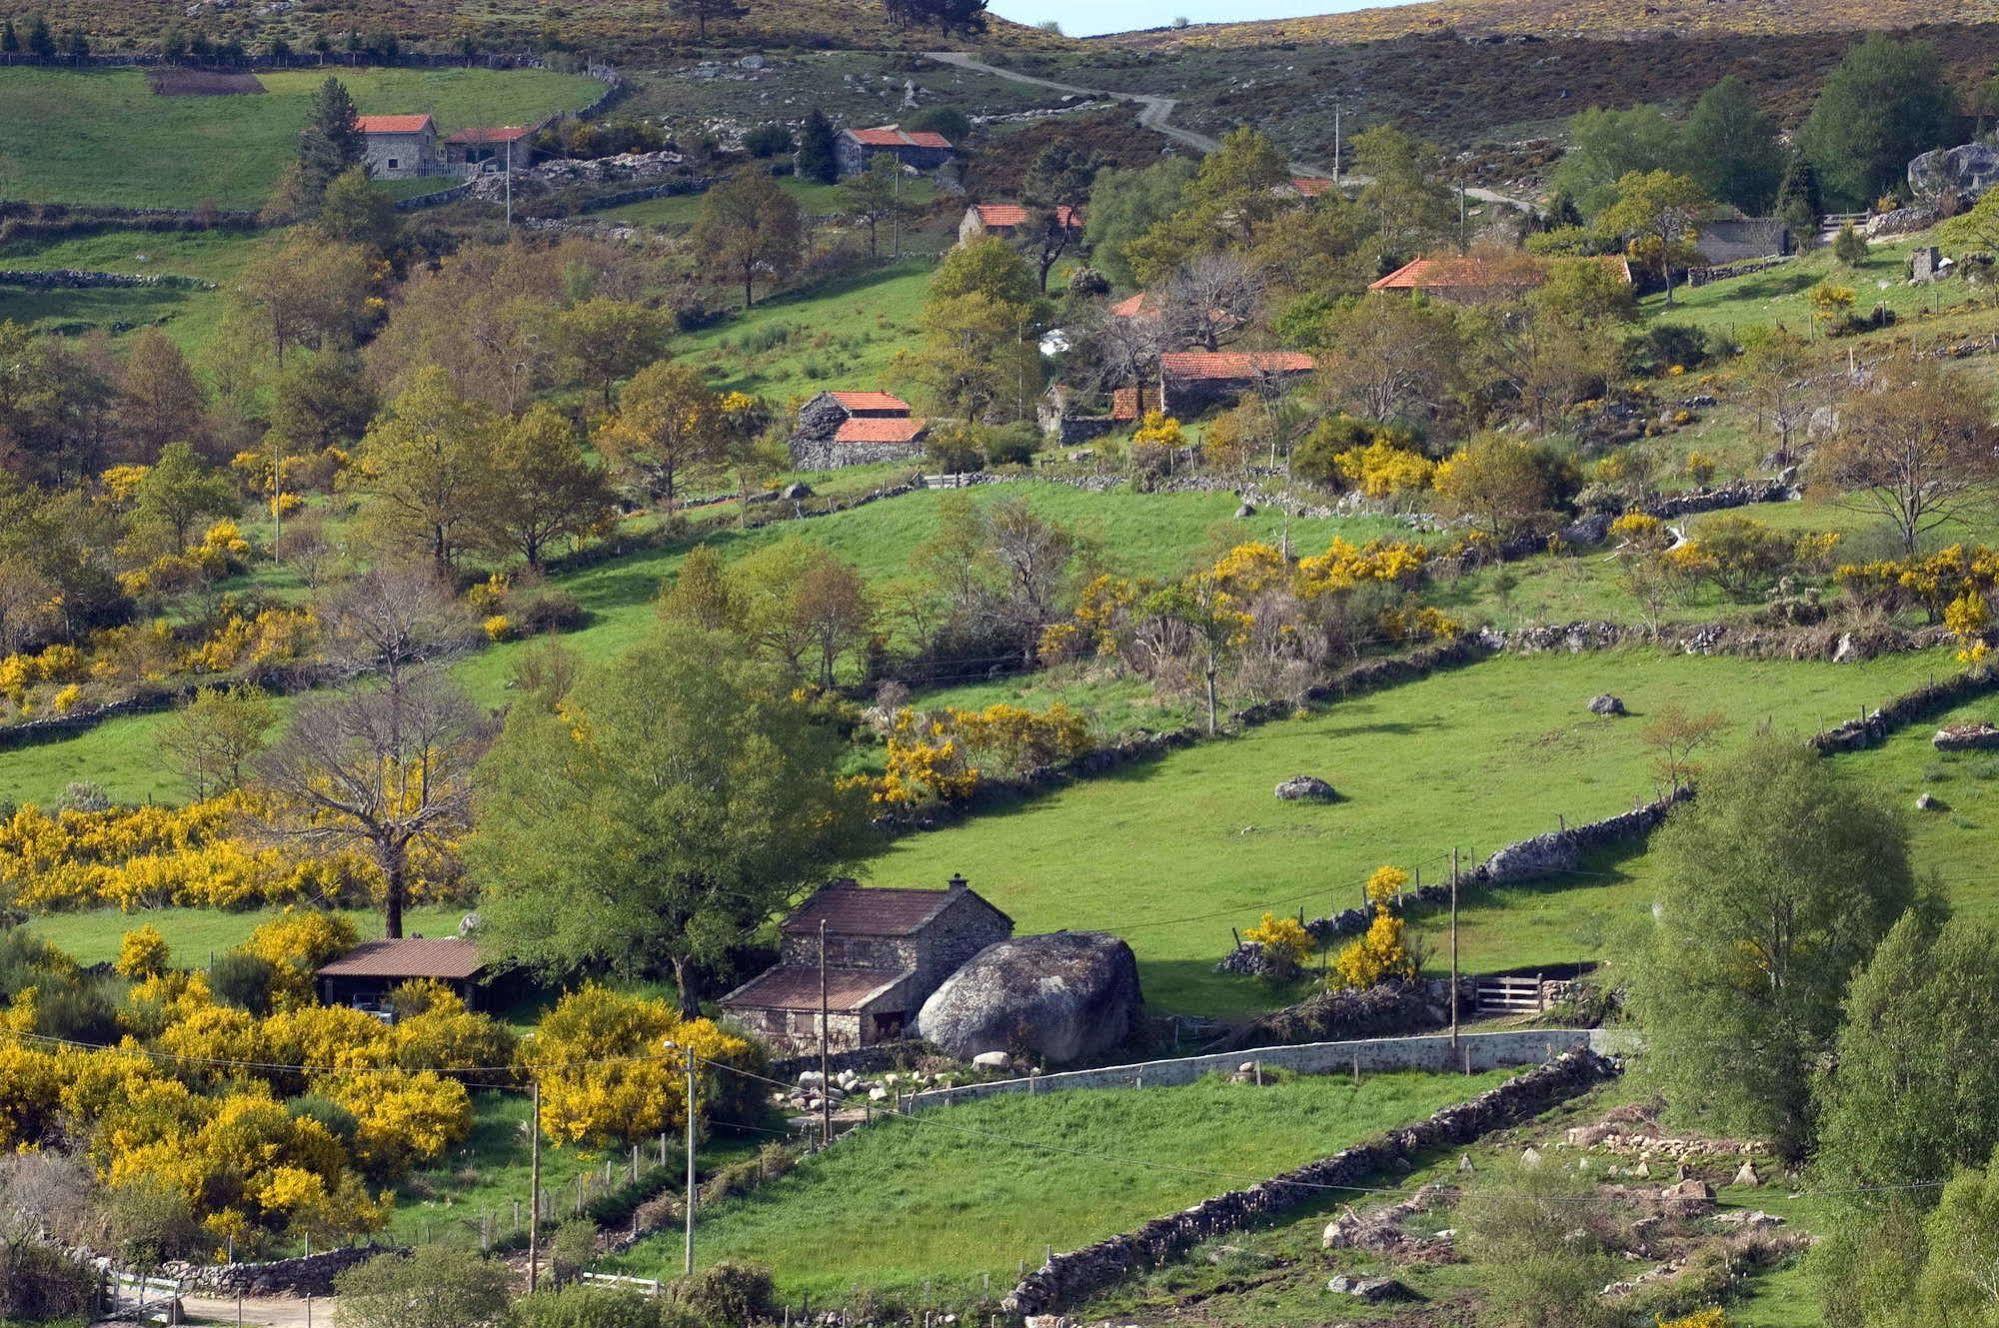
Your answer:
[1774,154,1823,243]
[25,13,54,58]
[796,108,838,185]
[1,20,20,54]
[296,76,365,202]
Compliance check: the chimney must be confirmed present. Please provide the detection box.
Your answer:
[947,873,968,892]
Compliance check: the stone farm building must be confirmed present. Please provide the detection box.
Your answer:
[720,878,1013,1054]
[837,125,955,178]
[789,390,929,468]
[1692,218,1792,264]
[958,202,1083,247]
[315,937,489,1011]
[357,114,439,179]
[444,125,536,173]
[1370,253,1634,303]
[1157,350,1316,416]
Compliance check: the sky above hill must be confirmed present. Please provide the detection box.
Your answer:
[988,0,1419,36]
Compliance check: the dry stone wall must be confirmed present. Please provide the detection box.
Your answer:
[1000,1048,1620,1317]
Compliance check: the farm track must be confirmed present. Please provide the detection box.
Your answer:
[923,50,1532,208]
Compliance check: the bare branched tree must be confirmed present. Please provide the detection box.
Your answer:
[1163,252,1263,351]
[1071,304,1167,419]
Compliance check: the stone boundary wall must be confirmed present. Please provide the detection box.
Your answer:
[999,1047,1621,1317]
[1807,666,1999,754]
[909,1029,1614,1113]
[68,1243,402,1297]
[1500,619,1952,663]
[1218,789,1688,974]
[0,267,215,290]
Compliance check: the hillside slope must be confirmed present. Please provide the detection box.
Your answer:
[45,0,1070,58]
[1107,0,1999,47]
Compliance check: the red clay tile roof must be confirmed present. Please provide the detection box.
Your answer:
[971,203,1082,230]
[445,125,533,145]
[721,965,911,1012]
[1289,176,1334,198]
[316,938,484,981]
[835,416,928,445]
[1112,386,1141,421]
[829,390,911,414]
[781,882,1004,936]
[1108,292,1155,319]
[1370,254,1632,293]
[847,125,953,150]
[354,114,434,135]
[1160,351,1316,380]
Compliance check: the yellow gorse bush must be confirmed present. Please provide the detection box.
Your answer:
[1332,906,1419,990]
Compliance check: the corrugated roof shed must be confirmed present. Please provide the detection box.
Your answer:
[316,938,485,980]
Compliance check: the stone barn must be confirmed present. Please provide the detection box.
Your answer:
[720,877,1013,1054]
[958,202,1082,247]
[789,390,929,468]
[1370,253,1633,304]
[1693,218,1792,264]
[837,125,955,178]
[355,114,439,179]
[444,125,535,174]
[1158,350,1316,416]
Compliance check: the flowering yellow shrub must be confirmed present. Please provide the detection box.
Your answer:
[466,573,511,611]
[0,1044,63,1149]
[873,710,981,808]
[1609,513,1668,550]
[1294,537,1428,599]
[316,1069,472,1175]
[1947,590,1991,664]
[114,925,170,980]
[1244,913,1315,971]
[1365,865,1410,907]
[871,702,1094,806]
[244,910,359,1010]
[483,614,514,642]
[1334,439,1436,497]
[521,985,761,1147]
[389,983,517,1073]
[1658,1310,1727,1328]
[1332,907,1419,990]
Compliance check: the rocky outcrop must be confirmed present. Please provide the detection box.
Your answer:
[1910,142,1999,203]
[1000,1049,1619,1317]
[1867,204,1940,239]
[1588,694,1626,716]
[1274,774,1338,802]
[917,932,1142,1065]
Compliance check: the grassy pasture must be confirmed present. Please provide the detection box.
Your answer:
[1640,232,1979,338]
[0,66,602,209]
[611,1068,1512,1300]
[0,226,271,349]
[594,175,937,229]
[875,648,1952,1015]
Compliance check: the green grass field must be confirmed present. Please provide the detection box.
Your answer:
[874,648,1953,1015]
[595,175,937,229]
[0,66,602,208]
[0,484,1420,809]
[21,902,468,966]
[1642,231,1979,339]
[611,1068,1512,1301]
[0,226,271,349]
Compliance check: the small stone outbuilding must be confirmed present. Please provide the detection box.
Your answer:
[355,113,439,179]
[837,125,955,178]
[1693,218,1792,265]
[1158,350,1316,416]
[444,124,535,173]
[789,390,929,468]
[720,877,1013,1054]
[958,202,1082,247]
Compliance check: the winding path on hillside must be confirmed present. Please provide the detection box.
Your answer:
[926,50,1531,208]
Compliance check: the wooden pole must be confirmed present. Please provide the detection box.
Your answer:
[820,919,832,1148]
[684,1046,698,1277]
[527,1080,542,1293]
[1450,848,1461,1052]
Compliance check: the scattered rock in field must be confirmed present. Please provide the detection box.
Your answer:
[1327,1274,1412,1301]
[781,482,813,500]
[1588,693,1626,716]
[1235,501,1256,518]
[1662,1178,1713,1201]
[1520,1146,1544,1168]
[1934,722,1999,751]
[1733,1159,1761,1187]
[1916,792,1940,811]
[972,1050,1012,1070]
[1458,1153,1475,1174]
[1274,774,1338,802]
[1715,1208,1784,1228]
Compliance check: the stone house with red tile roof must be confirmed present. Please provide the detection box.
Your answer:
[1158,350,1316,415]
[1369,253,1633,303]
[444,124,537,173]
[837,125,956,178]
[790,389,929,469]
[957,202,1083,247]
[355,113,439,179]
[721,877,1013,1053]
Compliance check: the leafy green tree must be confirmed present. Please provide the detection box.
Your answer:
[156,684,278,800]
[1808,1202,1928,1328]
[1125,127,1291,282]
[903,105,972,144]
[1798,35,1955,210]
[334,1247,510,1328]
[596,360,724,514]
[1083,158,1195,289]
[117,328,208,464]
[266,352,376,455]
[933,233,1043,310]
[1773,153,1824,239]
[316,166,399,250]
[1352,123,1455,265]
[470,404,614,571]
[353,366,495,572]
[1832,221,1869,266]
[795,108,839,185]
[133,442,236,551]
[905,291,1042,422]
[0,21,18,54]
[838,154,911,259]
[470,623,874,1010]
[1682,76,1785,213]
[1597,170,1710,304]
[1551,104,1682,215]
[1020,143,1100,292]
[296,76,364,201]
[1816,909,1999,1193]
[550,297,671,408]
[1627,739,1914,1157]
[690,169,805,308]
[1916,1154,1999,1325]
[24,13,53,59]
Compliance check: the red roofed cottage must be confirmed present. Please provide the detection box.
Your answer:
[790,390,928,468]
[1159,350,1316,415]
[837,125,956,178]
[315,936,488,1010]
[355,113,438,179]
[720,877,1013,1053]
[958,202,1083,247]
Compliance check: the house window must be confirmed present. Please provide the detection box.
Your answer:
[387,158,399,170]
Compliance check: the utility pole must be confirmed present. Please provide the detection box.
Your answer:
[819,918,832,1148]
[1332,104,1342,186]
[505,135,514,230]
[1449,848,1460,1052]
[527,1080,541,1291]
[683,1045,697,1277]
